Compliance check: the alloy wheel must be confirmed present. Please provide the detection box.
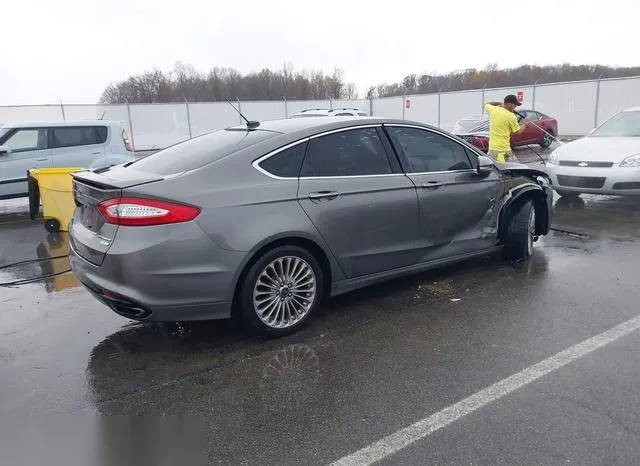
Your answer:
[253,256,317,329]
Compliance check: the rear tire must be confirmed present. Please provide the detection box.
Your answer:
[238,246,324,337]
[503,200,536,264]
[539,131,554,148]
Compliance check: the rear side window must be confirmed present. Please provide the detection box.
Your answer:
[51,126,107,148]
[258,142,308,178]
[129,129,278,175]
[301,128,392,177]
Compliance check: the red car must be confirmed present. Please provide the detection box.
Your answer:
[453,109,558,153]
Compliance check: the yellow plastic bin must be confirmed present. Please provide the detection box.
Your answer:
[27,167,83,232]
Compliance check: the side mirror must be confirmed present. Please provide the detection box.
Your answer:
[0,145,10,156]
[477,155,493,175]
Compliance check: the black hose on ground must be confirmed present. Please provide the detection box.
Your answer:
[0,255,72,286]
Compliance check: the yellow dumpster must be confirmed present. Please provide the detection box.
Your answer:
[27,167,83,233]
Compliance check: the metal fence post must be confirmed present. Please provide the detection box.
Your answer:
[481,85,486,112]
[532,79,540,110]
[594,76,602,128]
[126,103,135,151]
[185,101,193,139]
[60,100,66,121]
[236,98,242,124]
[369,96,374,116]
[437,91,441,128]
[402,93,406,120]
[283,96,288,119]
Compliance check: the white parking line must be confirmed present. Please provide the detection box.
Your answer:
[331,314,640,466]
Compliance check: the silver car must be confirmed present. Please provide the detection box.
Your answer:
[546,107,640,197]
[0,120,134,200]
[69,117,553,336]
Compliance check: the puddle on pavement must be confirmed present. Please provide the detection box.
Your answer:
[0,231,80,293]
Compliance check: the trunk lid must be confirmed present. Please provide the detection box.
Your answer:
[70,167,165,265]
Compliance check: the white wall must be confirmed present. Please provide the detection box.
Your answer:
[2,76,639,148]
[597,77,640,125]
[535,81,598,135]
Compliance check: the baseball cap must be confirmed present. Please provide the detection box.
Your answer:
[504,94,521,106]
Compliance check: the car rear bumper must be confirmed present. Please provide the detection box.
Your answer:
[69,221,247,322]
[546,164,640,195]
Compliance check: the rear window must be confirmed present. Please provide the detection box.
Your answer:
[51,126,107,148]
[129,129,278,175]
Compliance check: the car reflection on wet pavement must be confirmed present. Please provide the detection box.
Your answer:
[3,174,640,464]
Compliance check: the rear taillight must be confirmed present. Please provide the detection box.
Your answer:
[97,197,200,226]
[122,129,133,152]
[472,137,488,150]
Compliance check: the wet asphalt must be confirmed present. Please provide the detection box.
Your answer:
[2,144,640,465]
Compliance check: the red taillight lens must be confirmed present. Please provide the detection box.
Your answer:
[97,197,200,226]
[122,129,133,152]
[472,137,488,150]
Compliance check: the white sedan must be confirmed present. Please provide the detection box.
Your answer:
[546,107,640,197]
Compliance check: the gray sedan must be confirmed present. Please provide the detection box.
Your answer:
[69,117,553,336]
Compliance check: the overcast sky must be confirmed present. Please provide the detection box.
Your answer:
[3,0,638,105]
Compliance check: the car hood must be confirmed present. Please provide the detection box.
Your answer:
[553,137,640,163]
[497,162,549,180]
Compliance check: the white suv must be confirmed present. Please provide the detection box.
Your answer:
[290,108,368,118]
[0,120,135,200]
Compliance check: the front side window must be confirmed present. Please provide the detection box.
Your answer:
[3,129,46,152]
[387,127,473,173]
[51,126,108,148]
[301,128,392,177]
[526,111,541,121]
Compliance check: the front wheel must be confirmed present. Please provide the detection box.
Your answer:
[238,246,324,337]
[503,200,536,264]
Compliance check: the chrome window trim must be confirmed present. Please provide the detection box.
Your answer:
[252,124,389,180]
[252,138,310,180]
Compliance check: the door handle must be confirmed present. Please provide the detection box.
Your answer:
[308,191,340,202]
[37,158,48,162]
[91,151,101,155]
[421,181,443,190]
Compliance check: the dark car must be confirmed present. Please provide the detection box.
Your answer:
[453,109,559,152]
[69,117,553,337]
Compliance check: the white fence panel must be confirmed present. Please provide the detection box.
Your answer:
[597,77,640,125]
[404,94,439,126]
[286,100,332,115]
[483,86,534,110]
[373,97,403,119]
[129,104,190,150]
[240,101,286,121]
[330,99,370,114]
[0,105,63,123]
[188,102,239,137]
[439,91,483,132]
[535,81,597,135]
[63,105,131,131]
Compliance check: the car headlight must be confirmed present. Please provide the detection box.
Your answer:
[548,151,559,165]
[620,154,640,167]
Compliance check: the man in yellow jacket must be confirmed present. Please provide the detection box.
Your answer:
[484,94,530,163]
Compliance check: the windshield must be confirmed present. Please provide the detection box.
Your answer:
[591,111,640,137]
[0,128,8,140]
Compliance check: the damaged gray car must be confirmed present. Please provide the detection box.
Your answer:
[69,117,553,336]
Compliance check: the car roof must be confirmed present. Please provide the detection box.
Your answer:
[227,116,428,136]
[623,106,640,112]
[1,120,122,129]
